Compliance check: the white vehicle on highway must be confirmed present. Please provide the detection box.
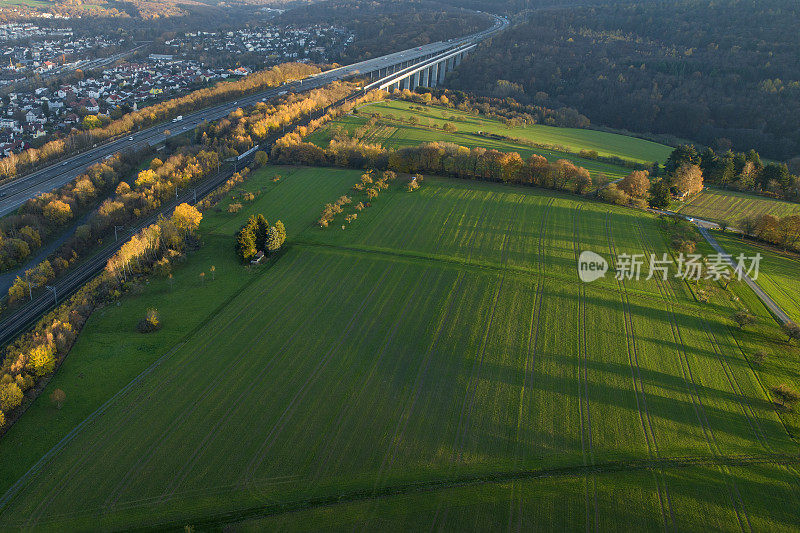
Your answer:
[172,115,183,122]
[128,137,134,141]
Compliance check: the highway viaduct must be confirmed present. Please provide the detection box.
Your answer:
[0,13,508,344]
[0,13,506,217]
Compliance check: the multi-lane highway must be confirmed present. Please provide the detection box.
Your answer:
[0,13,507,217]
[0,12,508,343]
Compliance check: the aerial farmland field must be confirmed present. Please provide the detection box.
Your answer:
[306,100,673,181]
[0,165,798,530]
[674,188,800,227]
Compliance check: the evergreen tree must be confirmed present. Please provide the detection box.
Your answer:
[648,178,671,208]
[664,145,700,175]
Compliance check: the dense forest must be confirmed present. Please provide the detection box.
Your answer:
[447,0,800,160]
[278,0,491,63]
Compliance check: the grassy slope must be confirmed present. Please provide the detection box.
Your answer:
[0,165,362,496]
[0,168,798,530]
[360,100,672,163]
[675,188,800,227]
[307,100,672,181]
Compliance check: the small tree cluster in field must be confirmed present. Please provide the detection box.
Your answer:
[235,214,285,262]
[783,322,800,344]
[661,216,700,254]
[407,174,423,192]
[319,195,352,228]
[733,310,756,329]
[49,388,66,410]
[612,170,651,208]
[137,308,161,334]
[228,203,243,214]
[771,383,800,411]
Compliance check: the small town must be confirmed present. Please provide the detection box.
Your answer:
[0,23,351,157]
[159,24,353,66]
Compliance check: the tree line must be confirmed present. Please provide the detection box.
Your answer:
[0,202,202,435]
[0,153,136,272]
[273,134,595,196]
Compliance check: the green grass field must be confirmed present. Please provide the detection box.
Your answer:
[0,0,51,7]
[675,188,800,227]
[709,232,800,324]
[0,166,798,530]
[307,100,673,182]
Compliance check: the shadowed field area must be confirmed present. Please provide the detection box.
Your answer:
[0,165,798,530]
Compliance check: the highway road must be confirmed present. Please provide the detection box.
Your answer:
[0,12,507,344]
[0,14,507,218]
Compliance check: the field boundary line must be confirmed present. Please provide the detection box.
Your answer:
[93,453,800,532]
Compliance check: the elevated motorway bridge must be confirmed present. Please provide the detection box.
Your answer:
[0,13,507,344]
[0,13,506,218]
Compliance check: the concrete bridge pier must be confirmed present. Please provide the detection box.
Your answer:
[438,60,447,84]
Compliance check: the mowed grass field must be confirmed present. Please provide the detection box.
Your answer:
[0,167,799,530]
[307,100,672,181]
[675,188,800,227]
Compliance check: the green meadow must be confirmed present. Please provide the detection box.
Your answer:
[0,164,798,530]
[307,100,673,181]
[675,188,800,227]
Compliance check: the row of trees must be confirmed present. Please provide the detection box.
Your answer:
[3,77,362,310]
[0,198,204,432]
[0,154,135,271]
[319,170,395,229]
[234,215,285,263]
[0,62,319,182]
[406,87,591,130]
[106,203,202,283]
[739,214,800,252]
[4,149,219,307]
[665,144,799,202]
[274,132,595,195]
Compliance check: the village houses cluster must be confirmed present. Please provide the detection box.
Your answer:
[161,24,353,65]
[0,23,352,157]
[0,23,116,77]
